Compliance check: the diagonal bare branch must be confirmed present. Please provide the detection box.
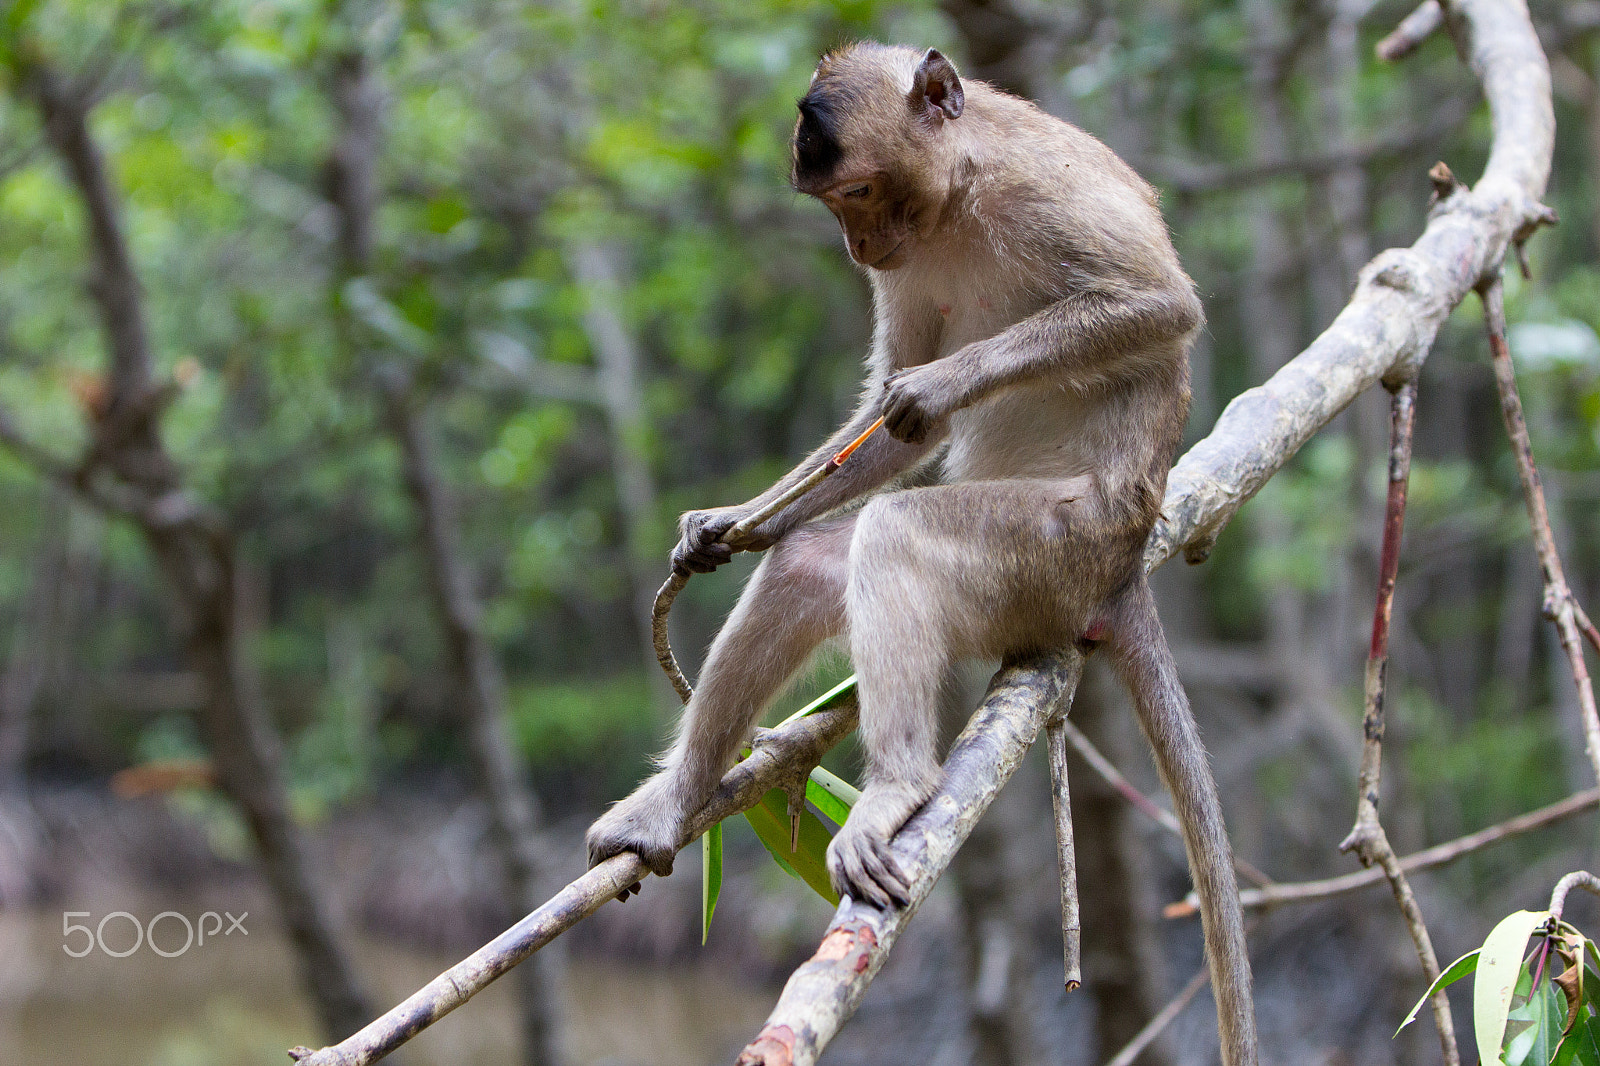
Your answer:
[289,699,859,1066]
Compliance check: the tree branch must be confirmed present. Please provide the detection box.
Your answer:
[735,654,1082,1066]
[1377,1,1445,62]
[1480,278,1600,785]
[1146,0,1554,572]
[1337,379,1458,1066]
[1169,787,1600,913]
[1060,716,1273,889]
[288,699,859,1066]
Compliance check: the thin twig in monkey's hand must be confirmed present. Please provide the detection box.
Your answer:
[651,416,884,705]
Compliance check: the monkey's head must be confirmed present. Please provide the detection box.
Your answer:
[792,44,966,271]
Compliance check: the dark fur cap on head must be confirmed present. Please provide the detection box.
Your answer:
[791,43,963,190]
[793,61,870,188]
[793,83,850,186]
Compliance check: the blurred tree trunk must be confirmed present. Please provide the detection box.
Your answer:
[16,56,380,1043]
[323,41,566,1066]
[385,384,569,1066]
[0,487,67,787]
[567,241,666,671]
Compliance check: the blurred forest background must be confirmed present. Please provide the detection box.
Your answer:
[0,1,1596,1064]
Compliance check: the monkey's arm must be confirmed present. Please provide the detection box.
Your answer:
[881,280,1203,444]
[673,399,939,573]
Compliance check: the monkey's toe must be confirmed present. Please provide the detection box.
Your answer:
[827,828,911,910]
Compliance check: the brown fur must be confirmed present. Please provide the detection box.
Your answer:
[587,44,1255,1066]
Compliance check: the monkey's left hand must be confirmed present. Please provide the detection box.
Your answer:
[881,357,972,444]
[826,782,931,909]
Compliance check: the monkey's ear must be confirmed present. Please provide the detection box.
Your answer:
[910,48,963,120]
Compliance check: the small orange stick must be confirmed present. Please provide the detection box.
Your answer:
[831,416,885,467]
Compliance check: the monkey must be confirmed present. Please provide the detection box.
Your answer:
[586,43,1257,1066]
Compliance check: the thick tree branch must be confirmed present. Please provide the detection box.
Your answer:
[1146,0,1553,571]
[736,654,1082,1066]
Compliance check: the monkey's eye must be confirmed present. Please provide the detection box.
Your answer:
[842,183,872,199]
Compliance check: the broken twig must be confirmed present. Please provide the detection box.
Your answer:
[1045,710,1083,991]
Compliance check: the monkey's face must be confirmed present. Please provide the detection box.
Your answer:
[815,170,923,270]
[791,44,963,272]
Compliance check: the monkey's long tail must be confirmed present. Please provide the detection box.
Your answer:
[652,417,886,704]
[1103,575,1259,1066]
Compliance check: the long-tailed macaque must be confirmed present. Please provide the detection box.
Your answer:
[587,43,1256,1065]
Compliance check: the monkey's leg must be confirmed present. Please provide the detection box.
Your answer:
[1104,577,1258,1066]
[586,516,854,879]
[829,480,1093,908]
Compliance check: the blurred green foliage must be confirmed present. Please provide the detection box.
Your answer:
[0,0,1595,857]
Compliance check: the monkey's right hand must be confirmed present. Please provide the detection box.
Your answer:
[586,775,690,897]
[671,505,776,574]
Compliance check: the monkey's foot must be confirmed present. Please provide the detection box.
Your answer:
[825,784,930,909]
[585,776,692,895]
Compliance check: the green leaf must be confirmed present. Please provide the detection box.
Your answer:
[1397,950,1479,1035]
[776,675,857,727]
[1477,911,1553,1066]
[1504,976,1565,1066]
[700,821,723,945]
[806,766,858,827]
[744,788,840,906]
[1577,1014,1600,1066]
[1553,1011,1600,1066]
[1584,966,1600,1015]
